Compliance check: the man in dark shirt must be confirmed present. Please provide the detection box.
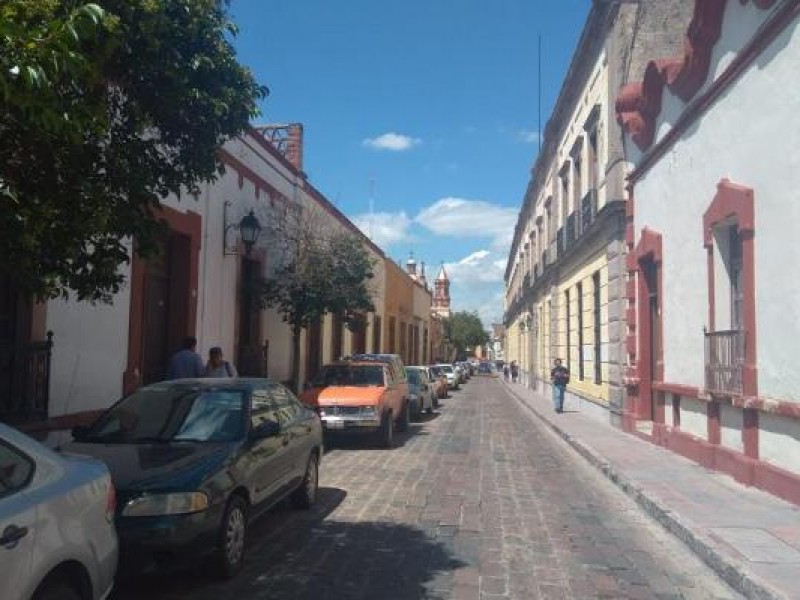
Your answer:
[550,358,570,413]
[166,336,205,380]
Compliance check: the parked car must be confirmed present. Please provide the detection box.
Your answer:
[0,422,118,600]
[62,378,323,578]
[300,354,410,447]
[435,364,459,390]
[406,366,437,418]
[428,365,448,398]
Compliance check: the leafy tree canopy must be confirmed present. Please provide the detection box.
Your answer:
[445,311,489,358]
[1,0,267,302]
[255,207,376,390]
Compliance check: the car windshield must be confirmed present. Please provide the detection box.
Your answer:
[429,367,441,376]
[81,387,245,443]
[312,365,384,387]
[440,365,454,374]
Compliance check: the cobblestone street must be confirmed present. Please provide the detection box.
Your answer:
[113,378,740,600]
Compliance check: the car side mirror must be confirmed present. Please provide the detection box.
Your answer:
[71,424,91,440]
[250,420,280,440]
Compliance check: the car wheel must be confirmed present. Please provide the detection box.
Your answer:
[397,400,410,432]
[213,495,248,578]
[33,582,82,600]
[378,411,394,448]
[291,453,319,509]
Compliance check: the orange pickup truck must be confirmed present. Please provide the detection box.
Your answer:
[300,355,409,448]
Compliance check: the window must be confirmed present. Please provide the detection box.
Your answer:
[388,316,396,353]
[0,441,34,498]
[588,129,599,191]
[577,282,584,380]
[269,383,301,427]
[250,388,277,429]
[593,271,602,385]
[372,315,382,352]
[729,225,743,330]
[331,313,343,361]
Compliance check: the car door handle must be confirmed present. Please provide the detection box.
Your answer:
[1,525,29,548]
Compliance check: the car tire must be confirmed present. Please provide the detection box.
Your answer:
[212,495,248,579]
[378,410,394,448]
[291,453,319,509]
[397,400,410,432]
[33,582,82,600]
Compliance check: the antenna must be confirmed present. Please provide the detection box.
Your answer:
[368,174,375,238]
[538,33,542,154]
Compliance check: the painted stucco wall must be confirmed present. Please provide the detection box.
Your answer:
[633,14,800,398]
[47,263,133,416]
[679,398,708,441]
[720,403,744,453]
[760,412,800,475]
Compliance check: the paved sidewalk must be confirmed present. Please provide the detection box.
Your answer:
[501,380,800,600]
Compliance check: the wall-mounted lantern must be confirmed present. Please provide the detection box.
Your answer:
[224,202,263,256]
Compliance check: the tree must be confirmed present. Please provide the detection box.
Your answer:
[1,0,267,302]
[256,206,376,392]
[445,311,490,359]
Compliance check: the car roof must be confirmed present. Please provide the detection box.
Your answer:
[140,377,282,392]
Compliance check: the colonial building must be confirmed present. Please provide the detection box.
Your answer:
[504,0,690,423]
[6,124,403,433]
[617,0,800,505]
[432,264,451,319]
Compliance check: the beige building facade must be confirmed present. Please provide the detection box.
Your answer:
[504,1,690,423]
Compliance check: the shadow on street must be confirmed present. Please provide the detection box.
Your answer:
[112,484,465,600]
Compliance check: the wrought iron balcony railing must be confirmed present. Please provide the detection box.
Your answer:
[581,189,598,234]
[566,213,577,247]
[704,329,745,397]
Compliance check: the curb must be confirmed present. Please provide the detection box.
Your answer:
[502,381,786,600]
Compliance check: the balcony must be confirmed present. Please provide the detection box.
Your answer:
[556,227,565,257]
[581,189,598,234]
[704,329,745,397]
[566,213,577,247]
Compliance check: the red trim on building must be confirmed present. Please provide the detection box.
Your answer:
[652,382,700,397]
[217,148,290,207]
[122,207,202,395]
[703,180,758,396]
[623,0,799,180]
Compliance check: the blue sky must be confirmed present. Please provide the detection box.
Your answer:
[230,0,590,326]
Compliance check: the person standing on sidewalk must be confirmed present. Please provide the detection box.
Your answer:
[550,358,569,413]
[166,336,205,380]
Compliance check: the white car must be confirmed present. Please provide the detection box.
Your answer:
[0,423,118,600]
[435,364,460,390]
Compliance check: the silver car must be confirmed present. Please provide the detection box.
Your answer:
[0,422,118,600]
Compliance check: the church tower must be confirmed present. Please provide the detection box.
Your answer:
[432,263,451,318]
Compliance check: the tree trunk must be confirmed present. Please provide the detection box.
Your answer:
[291,325,302,394]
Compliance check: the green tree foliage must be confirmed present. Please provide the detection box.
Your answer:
[256,208,376,391]
[1,0,267,302]
[445,311,489,359]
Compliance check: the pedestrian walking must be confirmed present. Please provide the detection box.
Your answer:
[503,364,510,381]
[166,336,205,380]
[551,358,570,413]
[205,346,238,377]
[510,361,519,383]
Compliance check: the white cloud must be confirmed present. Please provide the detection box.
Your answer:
[362,132,421,151]
[518,129,541,144]
[445,249,505,289]
[415,197,517,250]
[351,211,412,247]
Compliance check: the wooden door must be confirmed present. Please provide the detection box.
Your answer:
[141,248,171,385]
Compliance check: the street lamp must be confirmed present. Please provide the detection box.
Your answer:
[224,202,263,256]
[238,210,262,255]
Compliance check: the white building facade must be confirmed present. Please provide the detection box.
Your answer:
[617,0,800,505]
